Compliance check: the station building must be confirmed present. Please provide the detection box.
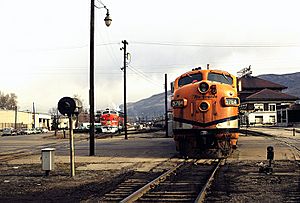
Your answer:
[0,109,51,130]
[238,74,299,126]
[277,102,300,127]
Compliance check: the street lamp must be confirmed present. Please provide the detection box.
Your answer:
[89,0,111,156]
[104,8,112,27]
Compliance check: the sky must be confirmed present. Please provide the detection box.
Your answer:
[0,0,300,113]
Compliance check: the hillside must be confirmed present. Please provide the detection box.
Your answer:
[258,72,300,97]
[122,72,300,120]
[119,91,172,120]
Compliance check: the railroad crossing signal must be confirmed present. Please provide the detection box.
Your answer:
[57,97,82,177]
[58,97,82,117]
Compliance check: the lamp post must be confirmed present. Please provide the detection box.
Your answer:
[89,0,112,156]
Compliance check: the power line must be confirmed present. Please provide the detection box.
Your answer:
[128,64,162,87]
[96,0,106,7]
[131,41,300,48]
[18,42,119,52]
[19,40,300,53]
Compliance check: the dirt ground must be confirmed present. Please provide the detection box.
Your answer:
[0,162,133,202]
[2,160,299,202]
[206,160,300,202]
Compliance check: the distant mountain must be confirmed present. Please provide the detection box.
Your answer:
[122,72,300,120]
[119,91,172,120]
[258,72,300,98]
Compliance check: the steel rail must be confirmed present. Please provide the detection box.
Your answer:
[194,159,223,203]
[120,161,185,203]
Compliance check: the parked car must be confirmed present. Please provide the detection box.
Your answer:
[31,128,38,134]
[41,128,49,133]
[20,128,33,135]
[74,126,89,133]
[34,127,42,134]
[2,128,17,136]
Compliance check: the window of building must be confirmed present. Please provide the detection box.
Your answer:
[269,115,275,123]
[282,110,287,122]
[269,104,276,111]
[264,103,269,111]
[247,103,254,110]
[277,111,281,123]
[255,115,263,124]
[254,104,264,111]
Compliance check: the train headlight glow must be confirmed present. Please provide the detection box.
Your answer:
[199,101,210,112]
[223,97,240,106]
[198,82,209,94]
[171,99,187,108]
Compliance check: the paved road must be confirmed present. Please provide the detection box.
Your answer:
[2,131,176,172]
[0,133,69,155]
[240,126,300,160]
[1,128,299,170]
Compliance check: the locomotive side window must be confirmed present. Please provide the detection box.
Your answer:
[178,73,202,87]
[208,73,233,85]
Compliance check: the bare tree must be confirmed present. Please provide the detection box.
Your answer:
[73,94,83,128]
[48,107,58,116]
[0,91,18,110]
[48,106,60,135]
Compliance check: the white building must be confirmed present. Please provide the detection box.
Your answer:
[0,110,51,130]
[239,75,298,126]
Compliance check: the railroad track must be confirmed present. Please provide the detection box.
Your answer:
[101,159,223,203]
[273,137,300,160]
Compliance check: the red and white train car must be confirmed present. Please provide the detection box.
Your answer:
[100,108,124,133]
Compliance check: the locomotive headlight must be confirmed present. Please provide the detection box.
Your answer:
[198,82,209,94]
[171,98,187,108]
[223,97,240,107]
[199,101,210,112]
[210,85,217,94]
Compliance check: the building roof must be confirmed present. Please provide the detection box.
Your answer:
[241,76,287,90]
[245,88,299,101]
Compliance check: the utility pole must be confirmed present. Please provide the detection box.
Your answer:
[33,102,36,128]
[14,106,17,129]
[89,0,111,156]
[121,40,128,140]
[89,0,95,156]
[164,74,168,137]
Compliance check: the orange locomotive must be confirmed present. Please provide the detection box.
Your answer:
[171,67,240,157]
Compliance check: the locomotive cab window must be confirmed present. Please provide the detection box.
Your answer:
[178,73,202,87]
[208,73,233,85]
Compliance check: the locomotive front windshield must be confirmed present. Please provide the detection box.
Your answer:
[208,72,233,85]
[178,73,202,87]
